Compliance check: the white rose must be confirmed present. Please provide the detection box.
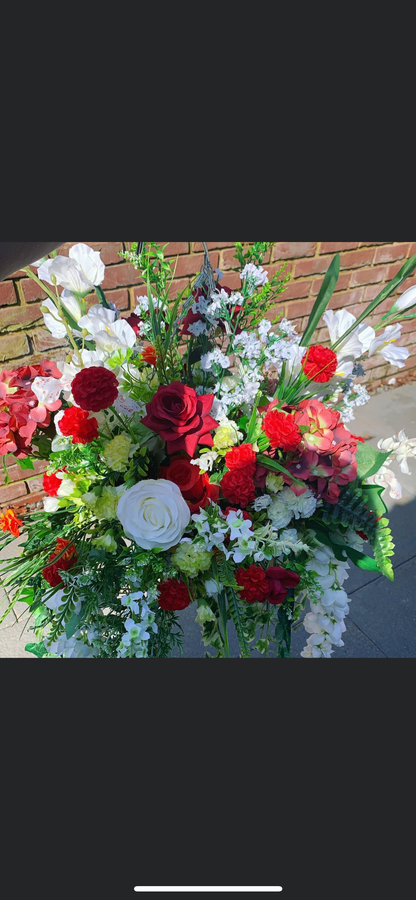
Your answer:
[117,479,191,551]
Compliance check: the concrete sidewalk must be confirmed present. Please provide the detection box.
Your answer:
[1,383,415,659]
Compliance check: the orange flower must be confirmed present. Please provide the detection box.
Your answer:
[0,508,23,538]
[142,345,157,368]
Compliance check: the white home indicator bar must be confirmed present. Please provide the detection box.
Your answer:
[134,889,283,894]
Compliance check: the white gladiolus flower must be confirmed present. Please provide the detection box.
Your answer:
[366,465,403,500]
[31,376,62,407]
[378,430,416,476]
[43,496,60,513]
[117,480,191,551]
[38,257,93,295]
[69,243,105,287]
[390,285,416,314]
[368,324,409,368]
[324,309,375,362]
[78,305,136,354]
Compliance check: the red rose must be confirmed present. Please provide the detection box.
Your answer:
[43,470,66,498]
[221,468,256,508]
[266,566,300,605]
[71,367,119,413]
[142,345,157,368]
[302,345,338,384]
[263,410,302,452]
[236,565,269,604]
[141,382,218,457]
[225,444,257,475]
[43,538,78,588]
[160,455,220,514]
[158,579,192,612]
[59,407,99,445]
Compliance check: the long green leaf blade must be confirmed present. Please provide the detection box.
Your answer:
[300,253,340,347]
[332,252,416,350]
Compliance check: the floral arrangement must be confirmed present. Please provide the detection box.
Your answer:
[1,241,416,659]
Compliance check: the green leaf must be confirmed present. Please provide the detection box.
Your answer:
[356,444,391,481]
[95,285,111,310]
[65,610,84,640]
[15,457,35,471]
[257,452,305,487]
[300,254,340,347]
[344,547,380,573]
[361,485,388,516]
[25,642,48,658]
[19,586,34,607]
[332,253,416,351]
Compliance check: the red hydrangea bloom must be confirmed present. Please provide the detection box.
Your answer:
[294,399,340,453]
[225,444,257,475]
[141,382,218,457]
[0,508,23,538]
[0,360,63,459]
[302,345,338,383]
[43,538,78,588]
[158,579,192,612]
[160,455,220,514]
[71,367,119,413]
[236,565,270,604]
[266,566,300,605]
[43,470,66,498]
[59,407,99,445]
[263,410,302,452]
[221,469,256,508]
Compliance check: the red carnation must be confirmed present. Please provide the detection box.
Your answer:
[302,345,338,384]
[158,578,192,612]
[71,367,119,413]
[236,565,269,604]
[141,382,218,457]
[263,410,302,452]
[59,407,99,445]
[160,455,220,514]
[225,444,257,476]
[43,538,78,588]
[266,566,300,605]
[43,470,66,498]
[221,468,256,508]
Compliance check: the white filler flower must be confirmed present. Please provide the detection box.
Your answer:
[117,479,191,551]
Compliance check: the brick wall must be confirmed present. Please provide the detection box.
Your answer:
[1,240,416,511]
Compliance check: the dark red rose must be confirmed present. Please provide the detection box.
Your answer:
[125,313,142,335]
[225,443,257,475]
[59,407,99,445]
[266,566,300,605]
[236,565,269,604]
[71,367,119,413]
[43,538,78,588]
[158,579,192,612]
[302,345,338,384]
[160,455,220,514]
[263,410,302,452]
[221,468,256,508]
[141,382,218,457]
